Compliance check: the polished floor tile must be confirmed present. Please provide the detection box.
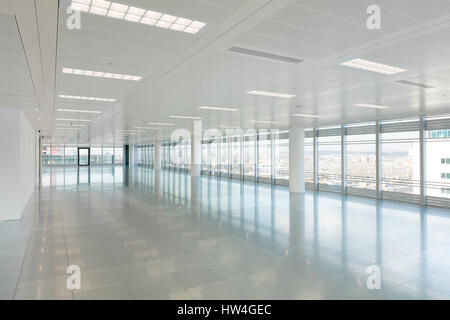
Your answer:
[0,166,449,300]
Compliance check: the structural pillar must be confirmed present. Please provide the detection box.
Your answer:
[191,120,202,176]
[289,126,305,193]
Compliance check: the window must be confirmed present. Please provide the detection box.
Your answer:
[258,132,271,179]
[426,117,450,200]
[115,146,123,165]
[103,147,114,164]
[210,139,219,175]
[231,136,241,175]
[304,133,314,184]
[90,147,102,165]
[220,137,228,174]
[64,146,77,165]
[42,144,51,165]
[318,127,341,190]
[202,141,209,172]
[381,119,420,196]
[51,145,64,165]
[346,123,376,191]
[274,131,289,181]
[243,133,256,178]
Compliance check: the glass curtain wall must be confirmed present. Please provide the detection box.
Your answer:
[381,119,420,202]
[274,131,289,182]
[64,146,77,165]
[243,133,256,180]
[304,131,314,185]
[317,126,341,191]
[220,137,229,176]
[210,138,219,176]
[103,147,114,164]
[152,113,450,208]
[258,131,271,182]
[231,135,241,178]
[425,115,450,206]
[202,140,209,173]
[90,147,102,165]
[346,123,376,196]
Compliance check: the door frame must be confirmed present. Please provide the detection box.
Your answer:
[78,147,90,166]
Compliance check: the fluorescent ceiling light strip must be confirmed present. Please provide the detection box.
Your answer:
[147,122,175,126]
[341,58,405,75]
[57,108,101,114]
[292,113,320,118]
[71,1,206,34]
[55,123,86,127]
[55,118,92,122]
[62,68,142,81]
[59,94,116,102]
[170,115,202,120]
[247,90,295,98]
[354,103,389,109]
[134,126,158,130]
[250,120,278,124]
[199,106,238,112]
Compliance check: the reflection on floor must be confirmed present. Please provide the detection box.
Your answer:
[1,166,450,300]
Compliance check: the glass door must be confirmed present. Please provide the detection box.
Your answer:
[78,148,90,166]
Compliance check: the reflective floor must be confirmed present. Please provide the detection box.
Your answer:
[1,166,450,300]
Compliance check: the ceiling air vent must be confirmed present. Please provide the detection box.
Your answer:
[228,46,303,64]
[396,80,435,89]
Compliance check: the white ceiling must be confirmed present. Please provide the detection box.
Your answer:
[2,0,450,144]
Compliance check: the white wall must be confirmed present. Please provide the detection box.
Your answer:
[0,107,36,220]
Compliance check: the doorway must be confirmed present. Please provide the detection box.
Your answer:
[78,147,90,166]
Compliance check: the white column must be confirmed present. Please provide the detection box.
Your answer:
[154,142,161,171]
[191,120,202,176]
[289,126,305,193]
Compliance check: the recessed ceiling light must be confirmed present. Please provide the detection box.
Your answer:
[109,3,127,12]
[147,122,176,126]
[124,13,141,22]
[184,27,200,34]
[250,120,278,124]
[56,118,92,122]
[170,115,202,120]
[71,2,89,12]
[247,90,295,98]
[92,0,110,9]
[292,113,320,118]
[199,106,238,112]
[62,68,141,81]
[176,18,192,26]
[170,24,186,31]
[70,1,206,34]
[141,17,157,25]
[128,7,145,16]
[90,6,107,16]
[155,20,171,28]
[56,108,102,114]
[59,94,116,102]
[107,10,125,19]
[354,103,389,109]
[341,58,405,75]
